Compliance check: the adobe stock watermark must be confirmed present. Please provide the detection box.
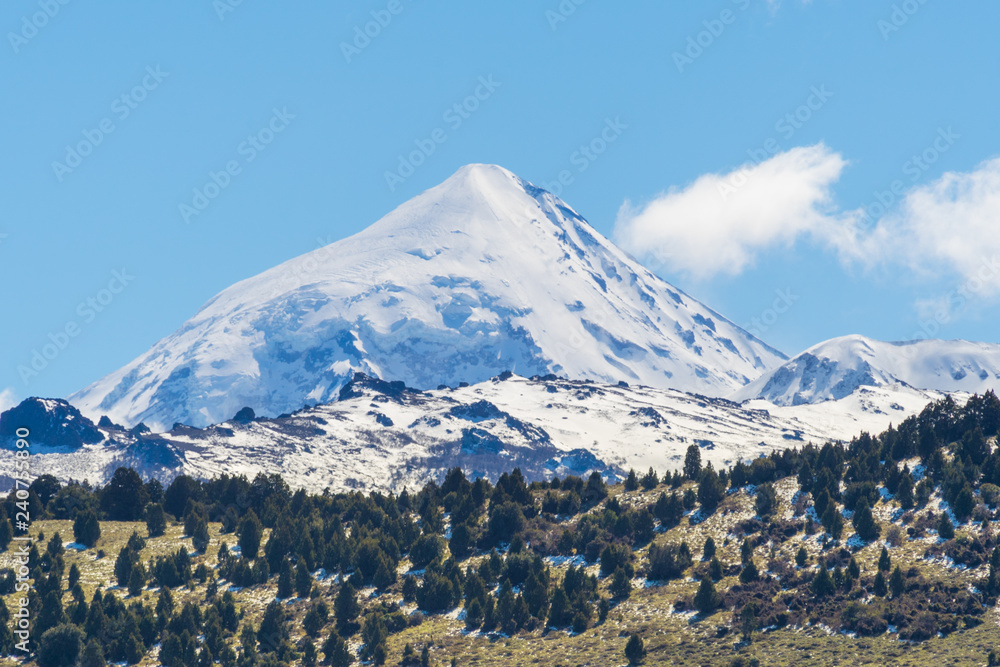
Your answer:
[906,255,1000,345]
[546,0,586,31]
[878,0,931,41]
[213,0,247,21]
[8,0,71,54]
[744,289,799,339]
[340,0,409,63]
[51,65,170,182]
[537,117,628,198]
[673,0,751,74]
[179,107,295,223]
[849,126,959,236]
[18,269,135,385]
[718,85,834,200]
[384,75,501,192]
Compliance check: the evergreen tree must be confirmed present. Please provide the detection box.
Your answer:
[302,639,318,667]
[812,564,834,597]
[848,556,861,580]
[128,563,146,597]
[852,499,880,542]
[697,464,725,513]
[610,567,632,599]
[624,469,639,491]
[693,577,720,615]
[73,510,100,548]
[192,517,210,553]
[709,556,723,581]
[755,483,778,518]
[873,571,888,597]
[624,634,645,665]
[101,467,148,521]
[740,602,758,643]
[878,546,891,571]
[938,513,955,540]
[277,559,294,599]
[702,536,716,561]
[145,503,167,538]
[322,629,353,667]
[237,510,264,560]
[37,624,84,667]
[683,444,702,480]
[335,582,361,634]
[795,546,808,568]
[954,485,976,522]
[295,560,313,598]
[896,473,915,510]
[890,566,904,597]
[78,639,106,667]
[821,503,843,540]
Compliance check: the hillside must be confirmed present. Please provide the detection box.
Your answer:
[3,392,1000,666]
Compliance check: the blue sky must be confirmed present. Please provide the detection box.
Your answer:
[2,0,999,408]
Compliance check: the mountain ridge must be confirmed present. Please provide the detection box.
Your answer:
[70,164,786,430]
[732,334,1000,406]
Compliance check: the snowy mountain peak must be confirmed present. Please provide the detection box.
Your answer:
[732,334,1000,406]
[70,165,786,430]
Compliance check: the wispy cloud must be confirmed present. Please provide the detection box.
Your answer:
[614,146,1000,323]
[841,157,1000,296]
[614,143,851,280]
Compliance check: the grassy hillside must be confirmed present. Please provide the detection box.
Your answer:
[2,392,1000,666]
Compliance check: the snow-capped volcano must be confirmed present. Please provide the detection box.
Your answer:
[70,164,785,430]
[732,334,1000,406]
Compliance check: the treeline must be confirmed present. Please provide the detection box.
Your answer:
[0,391,998,666]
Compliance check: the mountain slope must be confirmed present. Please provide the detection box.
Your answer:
[71,164,785,430]
[5,373,943,493]
[731,334,1000,406]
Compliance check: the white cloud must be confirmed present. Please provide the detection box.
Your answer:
[0,387,18,414]
[847,157,1000,298]
[614,143,852,281]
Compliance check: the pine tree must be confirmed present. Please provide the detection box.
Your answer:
[702,537,716,561]
[697,464,724,513]
[128,563,146,597]
[237,510,263,560]
[896,473,915,510]
[938,513,955,540]
[740,602,758,643]
[812,564,834,597]
[73,510,100,548]
[890,566,904,597]
[873,571,888,596]
[335,581,361,633]
[610,567,632,599]
[624,633,645,665]
[877,546,890,571]
[693,577,720,615]
[624,469,639,491]
[323,629,353,667]
[277,559,294,599]
[192,518,210,553]
[795,546,808,568]
[145,503,167,538]
[852,499,880,542]
[78,638,107,667]
[821,503,843,540]
[295,560,313,598]
[683,444,701,480]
